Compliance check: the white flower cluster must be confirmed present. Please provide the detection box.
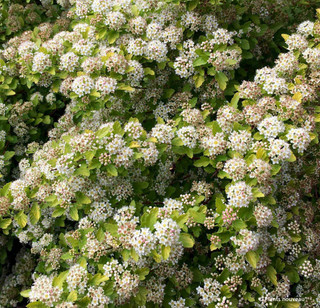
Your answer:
[131,228,155,257]
[297,20,314,36]
[95,77,117,97]
[59,52,79,72]
[227,181,253,208]
[32,52,52,73]
[202,133,227,157]
[154,218,180,247]
[72,75,94,97]
[287,128,311,153]
[231,229,260,255]
[145,40,168,62]
[151,124,174,144]
[176,126,198,148]
[223,158,248,181]
[66,264,88,294]
[228,130,252,155]
[196,278,222,306]
[30,276,62,307]
[268,139,292,164]
[258,116,285,139]
[89,200,113,222]
[169,298,186,308]
[254,204,273,228]
[105,11,126,30]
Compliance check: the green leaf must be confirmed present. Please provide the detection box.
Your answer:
[75,164,90,177]
[220,285,232,298]
[0,218,11,229]
[266,265,278,286]
[215,72,228,90]
[52,207,66,218]
[193,156,210,167]
[52,270,68,288]
[283,302,300,308]
[215,197,226,214]
[171,137,184,146]
[285,268,300,284]
[106,164,118,176]
[76,192,91,204]
[194,75,205,88]
[230,92,239,109]
[90,273,109,285]
[252,188,264,198]
[144,68,155,75]
[107,30,119,44]
[67,290,77,302]
[69,206,79,221]
[113,121,124,135]
[4,151,15,160]
[15,211,28,228]
[96,126,111,138]
[287,153,296,162]
[134,286,147,306]
[189,209,205,224]
[43,115,51,125]
[161,245,171,260]
[245,250,259,269]
[187,0,199,10]
[141,208,159,230]
[179,233,195,248]
[27,303,47,308]
[193,57,207,67]
[118,84,134,92]
[240,39,250,50]
[232,219,247,231]
[30,204,40,225]
[20,289,31,298]
[136,268,149,280]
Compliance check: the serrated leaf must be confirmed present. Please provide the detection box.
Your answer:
[106,164,118,176]
[118,84,134,92]
[246,250,259,269]
[287,153,296,162]
[144,67,155,75]
[69,206,79,221]
[282,34,290,41]
[193,156,210,167]
[15,211,28,228]
[230,92,239,109]
[194,75,205,88]
[96,127,111,138]
[136,268,150,280]
[283,302,300,308]
[52,207,66,218]
[75,164,90,177]
[20,289,31,297]
[107,30,119,44]
[4,151,15,160]
[193,57,207,67]
[27,303,47,308]
[52,270,68,288]
[0,218,11,229]
[30,204,40,225]
[267,265,278,286]
[67,290,77,302]
[76,192,91,204]
[215,72,228,90]
[161,245,171,260]
[179,233,195,248]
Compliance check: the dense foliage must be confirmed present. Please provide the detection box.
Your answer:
[0,0,320,307]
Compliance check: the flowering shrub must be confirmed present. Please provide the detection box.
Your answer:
[0,1,320,307]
